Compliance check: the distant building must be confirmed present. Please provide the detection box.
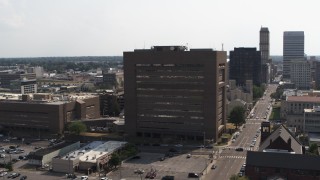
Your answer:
[0,93,100,136]
[226,80,253,116]
[102,71,124,90]
[304,106,320,133]
[229,47,262,86]
[124,46,227,141]
[283,31,305,79]
[290,60,311,90]
[281,96,320,132]
[260,27,271,83]
[20,79,37,94]
[260,27,270,65]
[0,72,36,88]
[314,61,320,89]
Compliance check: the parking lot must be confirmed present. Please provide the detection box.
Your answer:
[107,151,209,180]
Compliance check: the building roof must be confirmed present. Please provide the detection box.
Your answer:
[287,96,320,103]
[259,125,303,154]
[28,141,78,160]
[63,141,126,163]
[246,151,320,171]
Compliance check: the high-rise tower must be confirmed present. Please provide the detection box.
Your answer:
[260,27,270,65]
[283,31,305,79]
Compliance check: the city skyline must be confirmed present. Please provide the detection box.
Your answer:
[1,0,320,57]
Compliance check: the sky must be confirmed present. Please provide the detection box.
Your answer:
[0,0,319,57]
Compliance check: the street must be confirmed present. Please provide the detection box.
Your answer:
[204,84,278,180]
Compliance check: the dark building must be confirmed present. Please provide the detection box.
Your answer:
[246,151,320,180]
[124,46,227,142]
[229,48,262,86]
[0,72,36,88]
[99,92,121,117]
[314,61,320,89]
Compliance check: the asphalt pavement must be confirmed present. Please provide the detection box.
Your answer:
[204,84,278,180]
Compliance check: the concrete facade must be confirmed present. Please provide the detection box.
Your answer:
[290,60,311,90]
[281,96,320,132]
[304,106,320,133]
[124,46,227,142]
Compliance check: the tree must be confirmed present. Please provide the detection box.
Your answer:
[253,84,266,100]
[229,106,246,128]
[68,121,87,135]
[109,153,121,169]
[308,143,319,156]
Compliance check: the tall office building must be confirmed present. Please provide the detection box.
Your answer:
[229,48,262,86]
[283,31,305,79]
[260,27,270,65]
[260,27,271,83]
[124,46,227,142]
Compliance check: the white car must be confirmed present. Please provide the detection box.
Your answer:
[81,176,89,180]
[0,172,7,177]
[101,177,110,180]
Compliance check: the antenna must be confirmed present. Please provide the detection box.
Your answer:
[222,43,224,51]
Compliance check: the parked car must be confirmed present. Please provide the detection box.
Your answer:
[0,172,7,177]
[211,165,217,169]
[81,176,88,180]
[100,177,109,180]
[188,173,199,178]
[235,147,244,151]
[20,175,27,180]
[162,176,174,180]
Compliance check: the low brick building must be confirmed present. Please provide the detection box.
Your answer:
[0,93,100,136]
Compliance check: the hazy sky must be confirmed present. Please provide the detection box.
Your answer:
[0,0,319,57]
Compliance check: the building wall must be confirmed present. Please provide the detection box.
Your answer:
[290,61,311,90]
[304,109,320,133]
[281,98,320,132]
[0,96,100,135]
[42,142,80,166]
[124,47,226,141]
[246,165,320,180]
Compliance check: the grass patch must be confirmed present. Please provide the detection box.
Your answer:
[269,107,280,120]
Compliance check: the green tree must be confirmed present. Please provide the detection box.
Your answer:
[109,153,121,169]
[5,163,13,171]
[308,143,319,156]
[253,85,265,100]
[229,106,246,128]
[68,121,87,135]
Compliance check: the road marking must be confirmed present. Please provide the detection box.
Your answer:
[220,155,246,159]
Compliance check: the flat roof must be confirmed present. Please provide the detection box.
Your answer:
[246,151,320,171]
[29,141,78,159]
[0,93,98,104]
[287,96,320,103]
[63,141,127,163]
